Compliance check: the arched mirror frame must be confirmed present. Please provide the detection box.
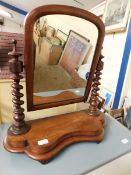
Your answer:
[4,5,106,163]
[24,5,105,111]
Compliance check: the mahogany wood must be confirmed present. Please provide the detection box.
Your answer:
[89,54,104,115]
[24,5,105,111]
[4,110,105,163]
[33,91,81,105]
[8,40,30,135]
[4,5,106,163]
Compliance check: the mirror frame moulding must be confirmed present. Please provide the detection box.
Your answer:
[24,5,105,111]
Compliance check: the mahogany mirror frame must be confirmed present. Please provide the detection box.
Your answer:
[24,5,105,111]
[3,5,106,164]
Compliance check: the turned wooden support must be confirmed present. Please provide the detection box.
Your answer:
[8,39,30,135]
[88,53,104,116]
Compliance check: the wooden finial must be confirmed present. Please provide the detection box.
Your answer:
[11,39,17,51]
[8,39,22,59]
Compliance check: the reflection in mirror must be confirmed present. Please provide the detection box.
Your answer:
[33,15,98,105]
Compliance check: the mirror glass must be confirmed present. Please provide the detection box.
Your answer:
[33,15,98,105]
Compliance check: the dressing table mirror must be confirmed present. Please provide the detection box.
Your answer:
[4,5,106,163]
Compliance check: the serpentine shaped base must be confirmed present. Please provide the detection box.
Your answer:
[4,110,105,163]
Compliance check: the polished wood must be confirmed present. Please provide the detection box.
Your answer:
[33,91,81,105]
[4,109,105,163]
[8,40,30,135]
[89,54,104,115]
[24,5,105,111]
[4,5,106,163]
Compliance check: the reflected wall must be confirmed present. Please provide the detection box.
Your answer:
[33,15,98,105]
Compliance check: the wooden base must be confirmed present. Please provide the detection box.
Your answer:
[4,110,105,163]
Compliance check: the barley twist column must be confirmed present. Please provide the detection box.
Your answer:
[88,53,104,116]
[8,39,30,135]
